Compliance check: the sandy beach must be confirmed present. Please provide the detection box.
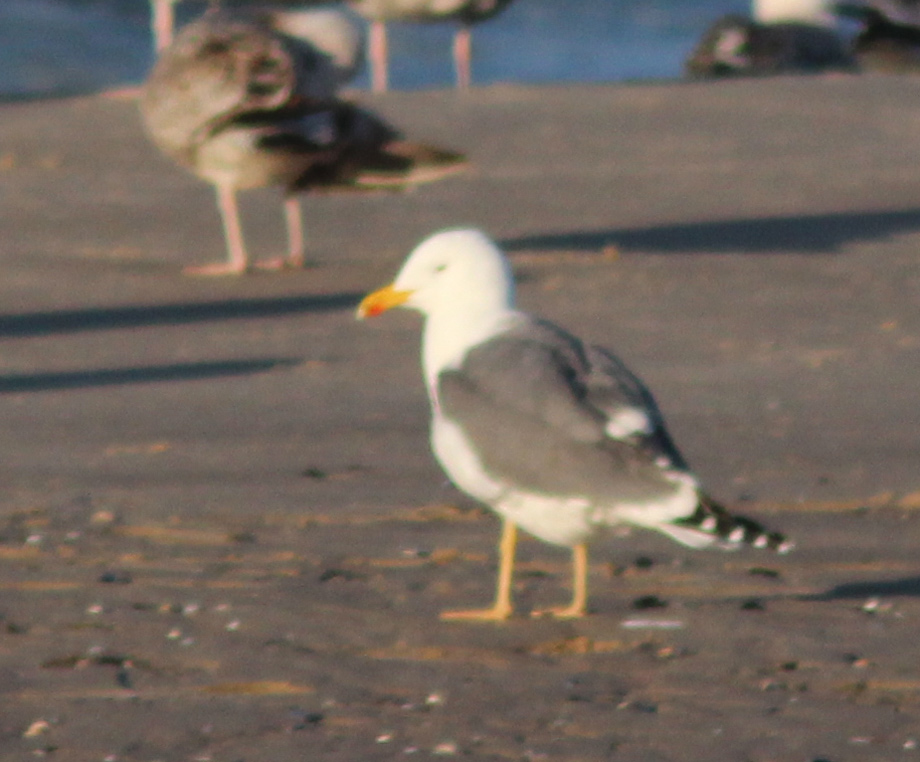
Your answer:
[1,76,919,760]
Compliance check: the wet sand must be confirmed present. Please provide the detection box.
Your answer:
[0,76,919,760]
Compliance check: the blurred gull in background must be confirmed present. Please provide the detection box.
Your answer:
[835,0,920,71]
[686,0,855,76]
[140,10,465,274]
[345,0,517,91]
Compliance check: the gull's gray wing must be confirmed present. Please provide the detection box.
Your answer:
[436,318,692,503]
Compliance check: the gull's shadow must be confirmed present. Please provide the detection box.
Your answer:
[801,576,920,601]
[500,209,920,256]
[0,293,361,339]
[0,358,298,394]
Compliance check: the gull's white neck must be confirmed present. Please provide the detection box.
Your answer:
[392,228,520,398]
[422,305,521,394]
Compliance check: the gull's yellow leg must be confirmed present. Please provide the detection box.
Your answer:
[441,519,517,622]
[531,543,589,619]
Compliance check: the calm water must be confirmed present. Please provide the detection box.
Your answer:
[0,0,750,98]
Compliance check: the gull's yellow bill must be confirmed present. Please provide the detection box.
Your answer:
[356,284,412,319]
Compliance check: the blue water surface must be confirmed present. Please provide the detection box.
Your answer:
[0,0,750,98]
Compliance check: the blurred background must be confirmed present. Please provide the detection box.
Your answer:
[0,0,753,99]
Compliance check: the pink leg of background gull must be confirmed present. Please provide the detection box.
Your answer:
[453,25,472,90]
[370,20,389,93]
[185,183,249,276]
[150,0,175,52]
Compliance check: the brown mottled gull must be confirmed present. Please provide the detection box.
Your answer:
[140,13,465,274]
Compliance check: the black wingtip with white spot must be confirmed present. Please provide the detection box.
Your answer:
[673,497,794,554]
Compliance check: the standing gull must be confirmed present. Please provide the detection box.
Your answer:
[685,14,854,77]
[140,13,465,275]
[347,0,516,91]
[358,229,791,621]
[686,0,853,77]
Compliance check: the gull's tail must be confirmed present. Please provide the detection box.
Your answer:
[289,103,467,193]
[660,493,793,553]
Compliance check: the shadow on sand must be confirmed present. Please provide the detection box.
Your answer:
[500,208,920,256]
[0,292,361,339]
[803,576,920,601]
[0,358,299,394]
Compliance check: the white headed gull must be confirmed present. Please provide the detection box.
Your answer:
[358,229,791,621]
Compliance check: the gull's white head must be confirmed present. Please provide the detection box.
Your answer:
[357,228,515,320]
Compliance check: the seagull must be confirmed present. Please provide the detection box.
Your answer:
[357,229,791,621]
[835,1,920,71]
[347,0,516,91]
[687,0,855,77]
[685,13,854,77]
[140,13,465,275]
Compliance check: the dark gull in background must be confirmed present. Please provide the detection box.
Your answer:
[140,12,465,275]
[835,1,920,71]
[685,14,854,77]
[346,0,517,91]
[687,0,855,77]
[358,229,791,621]
[833,0,920,26]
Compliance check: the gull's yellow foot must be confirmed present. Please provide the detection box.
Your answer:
[440,603,513,622]
[440,520,517,622]
[530,544,589,620]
